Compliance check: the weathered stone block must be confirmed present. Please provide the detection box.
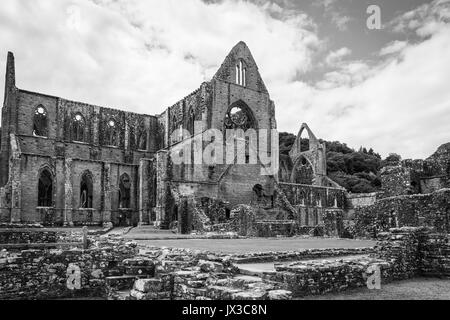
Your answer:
[133,279,163,293]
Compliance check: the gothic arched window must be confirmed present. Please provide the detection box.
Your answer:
[136,121,147,151]
[33,105,48,137]
[235,59,247,87]
[105,118,118,147]
[72,113,86,142]
[224,101,256,131]
[119,174,131,209]
[80,171,93,209]
[38,169,53,207]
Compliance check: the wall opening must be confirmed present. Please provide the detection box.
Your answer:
[80,171,93,209]
[72,113,86,142]
[136,120,147,151]
[38,169,53,207]
[224,101,256,131]
[299,128,310,152]
[33,105,48,137]
[292,156,314,185]
[119,174,131,209]
[105,119,118,147]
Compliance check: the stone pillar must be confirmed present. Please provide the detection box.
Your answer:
[92,107,100,146]
[138,158,150,226]
[102,163,112,226]
[10,180,21,223]
[63,158,74,227]
[9,134,21,223]
[155,150,169,228]
[125,119,130,150]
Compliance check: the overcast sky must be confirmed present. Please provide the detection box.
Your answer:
[1,0,449,159]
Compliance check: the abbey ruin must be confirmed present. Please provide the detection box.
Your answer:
[1,42,449,238]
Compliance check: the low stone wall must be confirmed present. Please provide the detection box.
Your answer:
[0,240,139,300]
[263,228,450,298]
[420,233,450,278]
[1,228,448,300]
[354,189,450,238]
[255,221,299,238]
[0,229,58,245]
[231,247,374,264]
[265,257,391,297]
[346,192,379,208]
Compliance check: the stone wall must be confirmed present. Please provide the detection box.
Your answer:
[354,189,450,238]
[0,229,57,245]
[380,165,414,198]
[346,192,378,208]
[0,240,138,300]
[265,227,450,298]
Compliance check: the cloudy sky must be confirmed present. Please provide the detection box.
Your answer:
[1,0,449,159]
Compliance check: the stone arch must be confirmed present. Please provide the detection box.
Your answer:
[119,173,131,209]
[224,100,258,131]
[299,126,311,152]
[290,123,319,159]
[33,105,48,137]
[38,166,54,207]
[80,171,93,209]
[291,155,315,185]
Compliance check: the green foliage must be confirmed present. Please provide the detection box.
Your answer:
[382,153,402,167]
[279,132,383,193]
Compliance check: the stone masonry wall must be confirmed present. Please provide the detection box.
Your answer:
[266,227,449,298]
[354,189,450,238]
[0,240,138,300]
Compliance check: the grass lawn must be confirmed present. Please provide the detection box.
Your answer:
[299,278,450,300]
[135,237,376,254]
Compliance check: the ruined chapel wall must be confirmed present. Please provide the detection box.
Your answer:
[354,190,450,237]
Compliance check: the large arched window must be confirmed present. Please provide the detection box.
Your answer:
[224,101,256,131]
[38,169,53,207]
[119,174,131,209]
[105,118,118,147]
[136,121,147,151]
[291,156,314,185]
[72,113,86,142]
[33,105,48,137]
[80,171,93,209]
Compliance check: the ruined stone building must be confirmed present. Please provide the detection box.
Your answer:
[0,42,346,232]
[349,144,450,236]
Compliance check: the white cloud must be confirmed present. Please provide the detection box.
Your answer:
[325,47,352,66]
[276,21,450,159]
[0,0,449,160]
[391,0,450,37]
[0,0,321,113]
[379,40,408,56]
